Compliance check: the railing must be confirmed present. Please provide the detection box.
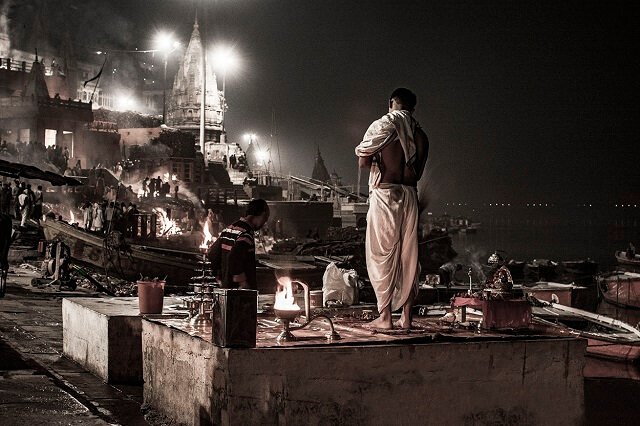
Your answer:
[204,187,247,206]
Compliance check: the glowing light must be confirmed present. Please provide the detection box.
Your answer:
[211,45,240,73]
[256,149,269,163]
[153,207,182,237]
[69,210,76,225]
[115,95,136,111]
[274,277,301,311]
[199,221,215,249]
[155,32,180,53]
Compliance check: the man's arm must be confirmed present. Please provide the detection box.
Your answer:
[228,239,253,289]
[206,238,222,277]
[358,156,372,169]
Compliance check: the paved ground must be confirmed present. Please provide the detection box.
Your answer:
[0,267,151,425]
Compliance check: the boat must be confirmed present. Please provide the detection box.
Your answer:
[41,217,200,288]
[598,271,640,309]
[615,250,640,267]
[530,300,640,363]
[41,216,327,293]
[519,281,589,308]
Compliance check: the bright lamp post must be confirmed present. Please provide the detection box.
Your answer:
[211,46,239,133]
[155,33,180,124]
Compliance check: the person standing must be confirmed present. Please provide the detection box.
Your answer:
[91,202,104,233]
[355,88,429,329]
[0,183,11,215]
[207,199,270,290]
[82,202,92,230]
[17,187,31,228]
[32,185,43,224]
[63,146,70,167]
[149,177,156,198]
[12,180,21,219]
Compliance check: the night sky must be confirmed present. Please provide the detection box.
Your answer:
[6,0,639,206]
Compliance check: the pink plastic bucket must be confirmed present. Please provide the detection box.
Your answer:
[137,280,165,314]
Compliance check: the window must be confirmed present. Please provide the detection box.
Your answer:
[45,129,57,147]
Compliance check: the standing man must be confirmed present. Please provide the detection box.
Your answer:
[355,88,429,329]
[63,146,70,168]
[17,187,31,228]
[207,199,270,290]
[0,183,10,215]
[32,185,43,224]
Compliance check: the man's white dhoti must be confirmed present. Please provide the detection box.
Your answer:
[366,183,420,312]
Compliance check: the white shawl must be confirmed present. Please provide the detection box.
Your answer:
[355,110,418,188]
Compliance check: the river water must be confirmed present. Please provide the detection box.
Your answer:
[442,205,640,270]
[440,205,640,425]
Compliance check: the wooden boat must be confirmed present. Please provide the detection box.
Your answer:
[41,217,200,287]
[530,300,640,363]
[615,250,640,267]
[598,271,640,309]
[519,281,588,308]
[41,217,324,293]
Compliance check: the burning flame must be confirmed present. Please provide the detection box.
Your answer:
[199,220,215,249]
[274,277,301,311]
[153,207,182,237]
[69,210,77,225]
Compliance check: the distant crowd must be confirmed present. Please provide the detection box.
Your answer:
[78,200,140,237]
[141,176,178,199]
[0,179,44,229]
[1,140,69,173]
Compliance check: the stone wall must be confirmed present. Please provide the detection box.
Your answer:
[142,319,586,425]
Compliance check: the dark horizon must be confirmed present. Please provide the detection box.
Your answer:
[3,0,638,206]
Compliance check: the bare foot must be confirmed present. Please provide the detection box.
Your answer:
[365,316,393,330]
[394,319,412,330]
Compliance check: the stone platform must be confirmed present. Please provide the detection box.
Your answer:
[62,297,186,384]
[142,316,586,425]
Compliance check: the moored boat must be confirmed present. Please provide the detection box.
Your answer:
[615,250,640,267]
[520,281,589,308]
[41,217,200,287]
[598,271,640,309]
[530,300,640,363]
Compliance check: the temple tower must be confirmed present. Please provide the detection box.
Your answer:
[166,17,225,148]
[311,147,331,182]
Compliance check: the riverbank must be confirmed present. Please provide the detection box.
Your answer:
[0,268,150,425]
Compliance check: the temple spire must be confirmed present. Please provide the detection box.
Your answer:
[312,146,331,182]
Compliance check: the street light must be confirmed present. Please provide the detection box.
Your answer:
[154,32,181,124]
[211,45,239,97]
[211,45,239,134]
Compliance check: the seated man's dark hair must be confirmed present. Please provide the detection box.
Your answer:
[246,199,269,216]
[390,87,417,111]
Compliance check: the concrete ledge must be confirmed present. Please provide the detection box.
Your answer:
[142,319,586,425]
[63,297,184,384]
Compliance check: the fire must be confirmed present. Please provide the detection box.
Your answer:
[69,210,77,225]
[274,277,301,311]
[153,207,182,237]
[199,220,215,249]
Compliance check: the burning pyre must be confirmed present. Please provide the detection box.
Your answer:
[153,207,182,237]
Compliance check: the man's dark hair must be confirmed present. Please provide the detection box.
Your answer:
[246,199,269,216]
[390,87,417,111]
